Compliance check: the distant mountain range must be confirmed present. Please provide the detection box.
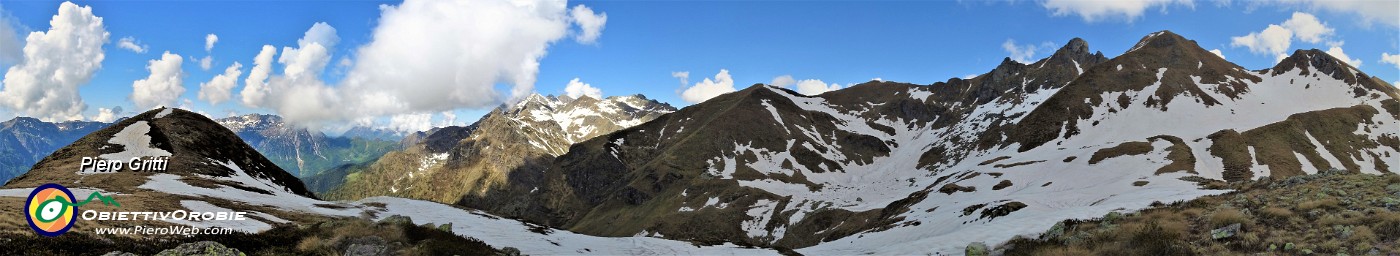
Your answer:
[0,113,402,184]
[214,114,399,178]
[0,117,111,183]
[324,94,676,202]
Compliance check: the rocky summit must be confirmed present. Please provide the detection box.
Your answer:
[324,94,676,204]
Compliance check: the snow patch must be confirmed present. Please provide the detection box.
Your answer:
[155,108,174,118]
[98,121,172,162]
[359,197,777,255]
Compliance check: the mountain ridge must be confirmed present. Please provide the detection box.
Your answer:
[324,92,676,204]
[425,30,1398,253]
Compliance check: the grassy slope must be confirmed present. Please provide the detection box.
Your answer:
[1002,170,1400,255]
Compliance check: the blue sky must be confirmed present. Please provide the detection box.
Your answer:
[0,0,1395,134]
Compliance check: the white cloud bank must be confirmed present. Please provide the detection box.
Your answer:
[1209,49,1226,59]
[131,51,185,109]
[1040,0,1396,28]
[1380,53,1400,72]
[1041,0,1194,22]
[205,33,218,51]
[770,75,796,87]
[241,45,277,107]
[1324,41,1360,68]
[771,75,842,96]
[570,5,606,44]
[199,62,243,105]
[794,79,841,95]
[239,0,607,127]
[679,69,736,104]
[92,106,122,123]
[564,78,602,99]
[1248,0,1399,28]
[1230,12,1334,61]
[1002,39,1053,64]
[116,36,147,53]
[0,1,108,121]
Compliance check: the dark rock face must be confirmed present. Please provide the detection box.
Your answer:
[422,126,476,153]
[342,236,389,256]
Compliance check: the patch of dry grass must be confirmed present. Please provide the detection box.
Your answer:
[1002,170,1399,255]
[1088,141,1153,164]
[1207,207,1251,230]
[1298,198,1340,211]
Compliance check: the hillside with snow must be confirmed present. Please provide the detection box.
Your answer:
[0,30,1393,256]
[322,94,676,204]
[441,30,1397,254]
[0,107,775,255]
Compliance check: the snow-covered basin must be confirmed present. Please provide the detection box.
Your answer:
[357,196,778,255]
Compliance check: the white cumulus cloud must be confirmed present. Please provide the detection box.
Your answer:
[199,62,243,105]
[439,111,457,127]
[770,75,796,87]
[240,45,277,107]
[243,0,607,127]
[1041,0,1194,22]
[279,22,337,79]
[1323,42,1360,68]
[198,55,213,70]
[1280,12,1333,43]
[794,79,841,96]
[563,77,602,99]
[1002,39,1053,64]
[1248,0,1399,28]
[671,71,690,86]
[771,75,842,95]
[1231,12,1336,61]
[0,1,108,121]
[131,51,185,109]
[679,69,736,104]
[387,112,434,133]
[1230,24,1293,60]
[92,106,122,122]
[205,33,218,51]
[116,36,147,53]
[570,5,607,44]
[1209,49,1226,59]
[1380,52,1400,71]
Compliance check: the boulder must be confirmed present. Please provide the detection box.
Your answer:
[965,242,989,256]
[154,241,244,256]
[1211,223,1242,240]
